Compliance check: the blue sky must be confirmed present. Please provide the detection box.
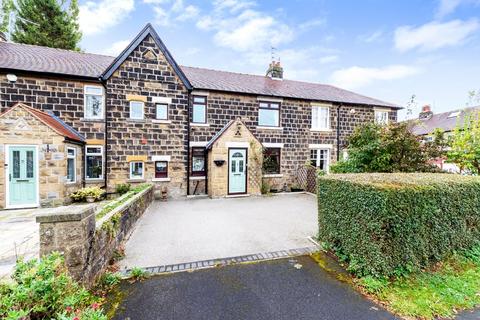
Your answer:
[78,0,480,120]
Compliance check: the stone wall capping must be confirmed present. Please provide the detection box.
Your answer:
[35,204,96,223]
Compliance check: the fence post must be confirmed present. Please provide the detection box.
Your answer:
[36,204,96,282]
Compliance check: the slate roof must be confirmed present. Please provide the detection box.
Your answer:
[0,35,398,108]
[0,103,85,142]
[409,106,480,136]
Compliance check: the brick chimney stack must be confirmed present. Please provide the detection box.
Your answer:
[266,61,283,80]
[419,105,433,120]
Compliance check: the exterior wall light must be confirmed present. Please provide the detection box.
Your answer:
[6,74,17,83]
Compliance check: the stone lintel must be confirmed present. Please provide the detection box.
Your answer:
[36,204,96,223]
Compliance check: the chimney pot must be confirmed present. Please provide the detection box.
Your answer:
[419,104,433,120]
[266,60,283,80]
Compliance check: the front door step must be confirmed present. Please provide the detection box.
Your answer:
[122,246,320,276]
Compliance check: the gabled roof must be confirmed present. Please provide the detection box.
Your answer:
[0,103,85,142]
[101,23,192,90]
[205,118,261,149]
[0,41,112,78]
[408,105,480,136]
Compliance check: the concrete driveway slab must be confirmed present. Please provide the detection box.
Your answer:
[112,256,398,320]
[119,193,317,270]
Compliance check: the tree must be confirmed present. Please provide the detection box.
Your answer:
[331,122,446,173]
[447,111,480,174]
[0,0,14,34]
[12,0,81,51]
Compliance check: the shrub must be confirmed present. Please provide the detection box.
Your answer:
[129,267,148,281]
[115,183,131,195]
[70,186,104,202]
[318,173,480,277]
[0,252,106,320]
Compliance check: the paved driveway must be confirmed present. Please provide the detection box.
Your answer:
[120,193,317,270]
[112,256,397,320]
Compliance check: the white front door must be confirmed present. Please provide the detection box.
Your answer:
[228,148,247,194]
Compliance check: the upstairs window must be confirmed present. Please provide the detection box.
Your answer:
[312,105,330,130]
[375,110,389,125]
[156,103,168,120]
[66,147,76,183]
[192,96,207,123]
[84,85,104,119]
[310,149,329,172]
[263,148,281,174]
[191,147,206,176]
[258,102,280,127]
[130,101,144,120]
[85,146,103,180]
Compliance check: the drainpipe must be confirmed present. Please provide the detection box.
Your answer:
[186,91,191,196]
[101,80,108,190]
[336,104,342,161]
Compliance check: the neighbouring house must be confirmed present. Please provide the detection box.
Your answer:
[0,24,399,209]
[409,104,480,173]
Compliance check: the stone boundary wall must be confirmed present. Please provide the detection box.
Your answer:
[36,185,154,286]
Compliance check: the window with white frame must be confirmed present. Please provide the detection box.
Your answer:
[84,85,104,119]
[85,146,103,180]
[258,101,280,127]
[156,103,168,120]
[155,161,168,178]
[130,161,144,180]
[66,147,76,183]
[312,105,330,130]
[310,149,330,172]
[192,96,207,123]
[130,101,144,120]
[375,110,389,125]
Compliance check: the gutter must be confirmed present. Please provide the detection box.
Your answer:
[186,91,191,196]
[100,79,108,190]
[336,104,342,161]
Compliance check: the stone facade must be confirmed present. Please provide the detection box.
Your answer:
[207,119,263,197]
[105,35,189,198]
[0,105,83,208]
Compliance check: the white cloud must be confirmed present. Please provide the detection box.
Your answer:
[435,0,480,18]
[394,19,479,52]
[101,40,131,56]
[330,65,420,90]
[149,0,199,26]
[79,0,135,36]
[358,30,384,43]
[299,18,326,31]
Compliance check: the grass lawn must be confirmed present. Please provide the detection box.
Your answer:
[357,248,480,319]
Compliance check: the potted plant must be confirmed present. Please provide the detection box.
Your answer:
[70,186,104,203]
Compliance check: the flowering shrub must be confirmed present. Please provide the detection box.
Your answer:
[0,252,107,320]
[70,186,104,202]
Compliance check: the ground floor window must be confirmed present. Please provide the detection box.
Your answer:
[191,147,206,176]
[66,147,76,183]
[85,146,103,180]
[263,148,281,174]
[310,149,329,172]
[130,161,144,180]
[155,161,168,178]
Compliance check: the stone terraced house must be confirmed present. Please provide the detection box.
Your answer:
[0,24,399,209]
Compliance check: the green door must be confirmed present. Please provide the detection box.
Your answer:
[8,146,37,207]
[228,148,247,194]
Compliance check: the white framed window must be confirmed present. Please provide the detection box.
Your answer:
[192,96,207,123]
[130,161,144,180]
[84,85,104,119]
[66,147,76,183]
[312,105,330,130]
[156,103,168,120]
[310,149,330,172]
[258,101,280,127]
[375,110,389,125]
[130,101,144,120]
[85,145,103,180]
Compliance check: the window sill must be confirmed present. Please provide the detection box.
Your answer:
[65,181,77,185]
[81,118,104,122]
[190,176,206,180]
[127,119,145,123]
[262,174,283,178]
[190,122,210,127]
[310,128,333,132]
[256,126,283,130]
[152,119,172,124]
[152,178,170,182]
[85,179,103,183]
[128,179,146,182]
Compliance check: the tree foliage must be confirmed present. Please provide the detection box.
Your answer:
[331,122,446,173]
[447,112,480,174]
[0,0,14,34]
[11,0,81,50]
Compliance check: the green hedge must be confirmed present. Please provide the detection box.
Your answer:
[318,173,480,277]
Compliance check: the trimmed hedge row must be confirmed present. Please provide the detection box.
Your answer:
[318,173,480,277]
